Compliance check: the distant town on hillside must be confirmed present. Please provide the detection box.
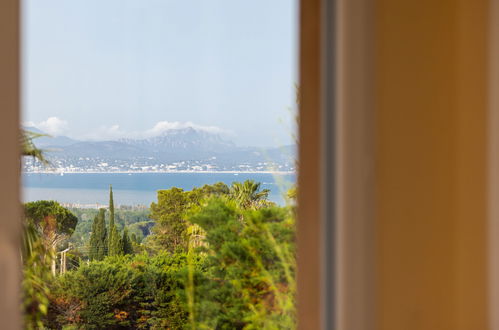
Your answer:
[23,126,296,173]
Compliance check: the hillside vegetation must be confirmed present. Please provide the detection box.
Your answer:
[22,181,296,329]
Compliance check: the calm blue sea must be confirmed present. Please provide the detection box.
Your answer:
[22,172,296,206]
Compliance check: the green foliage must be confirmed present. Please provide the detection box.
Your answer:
[286,186,297,205]
[28,182,297,329]
[89,209,107,261]
[187,197,296,329]
[229,180,273,210]
[21,129,49,165]
[121,227,134,255]
[147,183,230,254]
[192,182,230,199]
[108,224,121,256]
[108,185,124,257]
[109,185,115,223]
[148,187,193,253]
[22,201,78,329]
[127,220,154,242]
[24,200,78,239]
[68,207,151,252]
[46,253,197,329]
[20,133,52,328]
[22,220,52,329]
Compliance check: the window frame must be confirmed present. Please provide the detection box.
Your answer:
[0,0,22,328]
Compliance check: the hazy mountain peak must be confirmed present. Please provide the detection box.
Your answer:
[22,124,295,173]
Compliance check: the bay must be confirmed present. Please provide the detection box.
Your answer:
[22,172,296,206]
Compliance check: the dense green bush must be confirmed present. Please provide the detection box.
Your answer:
[46,253,201,329]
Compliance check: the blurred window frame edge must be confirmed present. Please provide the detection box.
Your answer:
[298,0,376,329]
[490,0,499,328]
[303,0,499,330]
[0,0,22,329]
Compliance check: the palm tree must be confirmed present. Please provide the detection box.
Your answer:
[21,129,50,260]
[21,129,49,165]
[229,180,271,209]
[20,129,55,327]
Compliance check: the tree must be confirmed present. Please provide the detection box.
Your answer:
[148,187,191,253]
[107,185,121,256]
[147,183,231,253]
[24,201,78,266]
[89,209,107,261]
[108,225,121,256]
[109,185,115,222]
[229,180,271,209]
[196,182,230,197]
[121,227,133,255]
[24,201,78,239]
[23,200,76,327]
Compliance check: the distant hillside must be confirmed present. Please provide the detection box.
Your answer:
[23,126,296,172]
[24,126,78,147]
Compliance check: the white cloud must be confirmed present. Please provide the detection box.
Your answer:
[79,121,231,141]
[25,118,231,140]
[142,121,225,138]
[82,124,126,141]
[25,117,69,136]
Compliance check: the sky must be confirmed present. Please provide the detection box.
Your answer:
[22,0,298,147]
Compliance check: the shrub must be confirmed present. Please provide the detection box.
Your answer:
[46,253,200,329]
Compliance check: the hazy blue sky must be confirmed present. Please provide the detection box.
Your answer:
[22,0,298,147]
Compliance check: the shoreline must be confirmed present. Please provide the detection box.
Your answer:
[23,170,295,175]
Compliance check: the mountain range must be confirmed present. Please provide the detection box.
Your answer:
[23,126,295,172]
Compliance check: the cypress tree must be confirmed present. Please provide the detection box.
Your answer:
[108,185,121,256]
[109,184,114,223]
[109,226,120,256]
[89,209,107,260]
[97,208,107,260]
[121,227,133,255]
[89,213,99,260]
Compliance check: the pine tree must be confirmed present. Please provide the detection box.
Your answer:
[108,185,121,256]
[89,209,107,260]
[121,227,133,255]
[149,187,190,252]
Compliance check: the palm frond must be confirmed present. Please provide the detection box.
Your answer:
[20,129,50,165]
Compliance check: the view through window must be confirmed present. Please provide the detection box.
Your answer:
[21,0,298,328]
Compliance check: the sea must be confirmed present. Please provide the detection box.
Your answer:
[22,172,296,207]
